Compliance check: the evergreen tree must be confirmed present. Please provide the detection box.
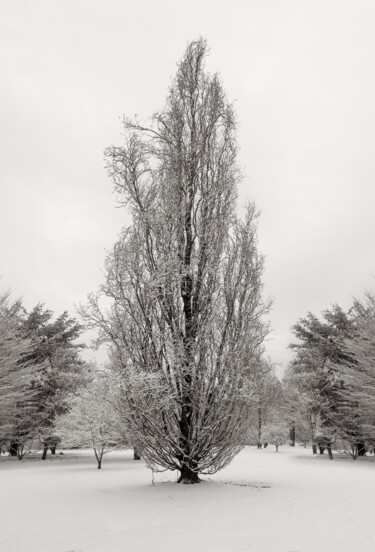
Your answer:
[287,304,357,458]
[0,292,37,456]
[8,304,86,458]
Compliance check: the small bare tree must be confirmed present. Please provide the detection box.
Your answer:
[55,376,125,469]
[262,422,290,452]
[83,39,269,483]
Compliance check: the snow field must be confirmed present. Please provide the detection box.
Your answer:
[1,446,374,552]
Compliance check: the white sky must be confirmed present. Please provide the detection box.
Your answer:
[1,0,375,371]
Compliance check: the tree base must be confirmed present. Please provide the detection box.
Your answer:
[177,467,201,484]
[177,475,201,484]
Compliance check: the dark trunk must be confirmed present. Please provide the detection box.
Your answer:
[258,405,262,449]
[327,445,333,460]
[357,442,366,456]
[275,444,279,452]
[133,449,141,460]
[312,444,317,454]
[50,445,56,455]
[94,448,103,469]
[319,446,325,455]
[42,444,48,460]
[177,465,201,484]
[289,425,295,446]
[351,444,358,460]
[9,442,18,456]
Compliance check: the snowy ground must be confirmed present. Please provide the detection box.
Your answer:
[1,446,375,552]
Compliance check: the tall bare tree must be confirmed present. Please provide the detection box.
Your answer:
[83,39,269,483]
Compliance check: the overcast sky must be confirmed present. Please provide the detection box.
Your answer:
[1,0,375,371]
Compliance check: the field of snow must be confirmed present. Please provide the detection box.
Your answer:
[1,446,374,552]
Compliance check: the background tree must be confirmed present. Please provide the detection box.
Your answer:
[283,349,327,454]
[246,359,283,448]
[262,421,290,452]
[83,39,270,483]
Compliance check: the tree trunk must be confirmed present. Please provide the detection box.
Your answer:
[50,445,56,455]
[327,445,333,460]
[319,446,325,455]
[357,442,366,457]
[42,444,48,460]
[258,406,262,449]
[312,444,317,454]
[275,444,279,452]
[9,442,18,456]
[17,445,24,460]
[133,449,141,460]
[351,444,358,460]
[94,448,103,469]
[289,425,295,446]
[177,465,201,484]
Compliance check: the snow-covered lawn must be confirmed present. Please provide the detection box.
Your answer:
[1,446,374,552]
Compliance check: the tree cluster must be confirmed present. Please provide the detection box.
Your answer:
[283,294,375,459]
[0,293,86,459]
